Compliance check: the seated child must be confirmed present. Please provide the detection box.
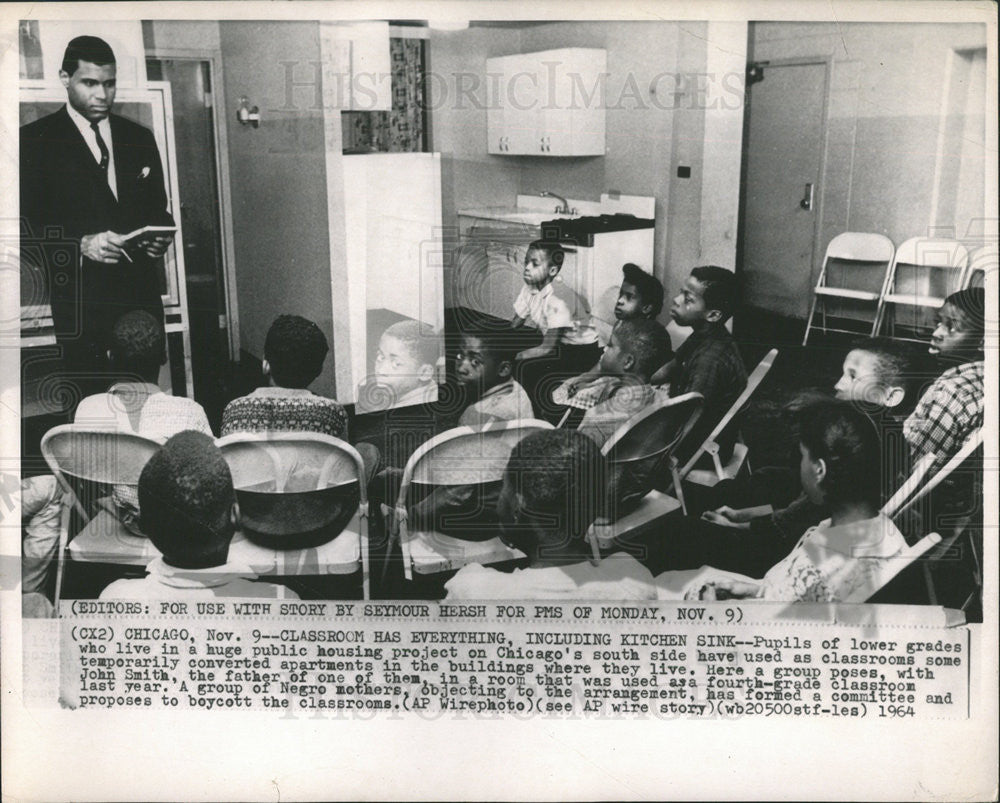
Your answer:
[356,318,441,413]
[445,429,657,599]
[552,318,671,446]
[457,326,534,426]
[681,339,915,578]
[652,266,747,464]
[222,314,347,437]
[555,265,670,417]
[370,327,532,541]
[100,431,297,599]
[74,310,213,531]
[904,288,984,469]
[661,399,907,603]
[511,240,601,420]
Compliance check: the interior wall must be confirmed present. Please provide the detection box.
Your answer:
[218,21,339,397]
[429,21,745,313]
[750,22,989,266]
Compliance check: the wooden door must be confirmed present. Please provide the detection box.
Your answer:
[741,60,828,318]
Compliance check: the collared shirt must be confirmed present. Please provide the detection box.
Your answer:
[66,102,117,199]
[221,386,348,438]
[577,380,659,447]
[99,557,298,599]
[758,514,907,602]
[513,280,598,345]
[75,382,214,516]
[903,361,983,469]
[458,379,533,427]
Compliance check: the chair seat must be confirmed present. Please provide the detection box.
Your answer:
[882,293,945,308]
[70,509,362,575]
[589,490,681,549]
[813,287,880,301]
[684,442,749,487]
[406,529,526,574]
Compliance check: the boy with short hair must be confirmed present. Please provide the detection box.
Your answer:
[653,265,747,462]
[552,318,671,446]
[74,310,213,531]
[100,431,296,599]
[904,288,984,467]
[357,318,441,413]
[444,429,656,599]
[456,325,534,426]
[511,240,601,418]
[222,314,347,437]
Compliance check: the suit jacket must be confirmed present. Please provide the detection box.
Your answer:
[20,106,174,355]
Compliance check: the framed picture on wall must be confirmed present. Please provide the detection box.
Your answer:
[18,80,188,338]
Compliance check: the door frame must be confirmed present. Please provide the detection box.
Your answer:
[736,55,833,320]
[144,46,241,359]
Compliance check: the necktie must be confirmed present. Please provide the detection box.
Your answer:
[90,121,109,172]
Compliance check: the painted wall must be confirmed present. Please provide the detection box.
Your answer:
[750,22,989,289]
[218,21,340,397]
[428,21,746,317]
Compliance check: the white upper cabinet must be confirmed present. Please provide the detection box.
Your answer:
[487,48,607,156]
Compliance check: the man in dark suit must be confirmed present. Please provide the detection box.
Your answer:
[21,35,175,384]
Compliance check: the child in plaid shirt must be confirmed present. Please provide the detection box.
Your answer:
[904,288,984,468]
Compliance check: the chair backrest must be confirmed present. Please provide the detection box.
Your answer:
[601,392,703,466]
[821,232,895,295]
[40,425,163,486]
[216,431,368,548]
[888,237,969,300]
[679,349,778,477]
[881,451,937,518]
[963,243,996,289]
[890,429,983,518]
[396,418,554,508]
[854,531,942,603]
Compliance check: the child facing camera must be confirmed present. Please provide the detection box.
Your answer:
[511,240,601,418]
[456,326,533,426]
[357,319,440,412]
[100,431,297,600]
[222,314,346,437]
[666,399,907,603]
[615,263,665,322]
[445,429,657,599]
[904,288,984,468]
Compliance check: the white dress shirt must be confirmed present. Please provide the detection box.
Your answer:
[66,102,117,199]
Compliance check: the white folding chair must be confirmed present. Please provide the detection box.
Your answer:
[873,237,969,341]
[849,531,942,603]
[803,232,895,345]
[40,425,162,608]
[216,431,371,599]
[673,349,779,492]
[885,430,983,520]
[881,452,938,518]
[962,242,996,289]
[586,392,703,552]
[389,418,553,581]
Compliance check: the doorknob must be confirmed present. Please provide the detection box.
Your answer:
[799,182,814,211]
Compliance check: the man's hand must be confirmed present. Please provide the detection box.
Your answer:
[81,231,127,264]
[141,234,174,259]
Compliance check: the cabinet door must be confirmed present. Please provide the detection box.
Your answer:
[537,54,573,155]
[569,49,607,156]
[487,54,539,155]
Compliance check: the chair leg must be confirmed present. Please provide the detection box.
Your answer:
[54,503,70,611]
[803,295,819,346]
[671,463,688,517]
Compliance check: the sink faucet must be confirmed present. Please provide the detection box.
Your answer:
[539,190,573,214]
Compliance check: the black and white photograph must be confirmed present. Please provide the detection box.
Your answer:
[1,2,996,800]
